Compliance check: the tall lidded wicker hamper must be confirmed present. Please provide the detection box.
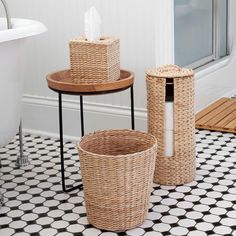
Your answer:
[77,129,157,231]
[146,65,195,185]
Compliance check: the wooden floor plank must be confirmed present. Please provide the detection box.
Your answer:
[215,109,236,128]
[196,99,235,126]
[225,119,236,131]
[196,97,236,133]
[195,97,228,121]
[207,100,236,127]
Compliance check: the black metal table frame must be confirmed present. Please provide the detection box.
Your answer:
[56,85,135,192]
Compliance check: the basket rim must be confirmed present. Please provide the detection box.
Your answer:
[77,129,157,158]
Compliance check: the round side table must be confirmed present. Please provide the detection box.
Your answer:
[46,69,135,192]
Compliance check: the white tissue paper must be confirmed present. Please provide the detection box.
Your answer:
[165,102,174,157]
[84,6,101,42]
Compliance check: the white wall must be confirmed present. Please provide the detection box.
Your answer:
[1,0,236,139]
[3,0,157,107]
[194,0,236,111]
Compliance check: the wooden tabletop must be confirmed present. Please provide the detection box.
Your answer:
[46,69,134,95]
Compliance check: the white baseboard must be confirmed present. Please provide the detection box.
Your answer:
[22,128,79,142]
[22,94,147,140]
[22,83,236,140]
[224,88,236,97]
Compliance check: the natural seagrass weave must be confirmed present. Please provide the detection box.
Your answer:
[146,65,195,185]
[77,129,157,231]
[70,37,120,84]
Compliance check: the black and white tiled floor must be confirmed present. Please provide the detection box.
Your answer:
[0,130,236,236]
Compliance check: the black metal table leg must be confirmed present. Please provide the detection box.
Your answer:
[58,92,83,192]
[130,85,135,130]
[80,96,84,137]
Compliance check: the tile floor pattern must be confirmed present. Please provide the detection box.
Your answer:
[0,130,236,236]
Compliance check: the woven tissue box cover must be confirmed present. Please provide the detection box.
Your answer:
[70,37,120,84]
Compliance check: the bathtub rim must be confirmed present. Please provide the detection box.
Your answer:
[0,17,47,43]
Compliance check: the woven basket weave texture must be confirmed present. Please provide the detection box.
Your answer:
[146,65,195,185]
[77,129,157,231]
[70,37,120,84]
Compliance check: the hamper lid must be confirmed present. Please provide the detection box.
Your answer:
[146,64,194,78]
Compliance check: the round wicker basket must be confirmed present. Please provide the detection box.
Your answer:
[77,129,157,231]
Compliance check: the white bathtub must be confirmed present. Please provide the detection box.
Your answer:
[0,18,46,147]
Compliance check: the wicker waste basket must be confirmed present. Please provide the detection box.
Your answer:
[77,129,157,231]
[146,65,195,185]
[70,36,120,84]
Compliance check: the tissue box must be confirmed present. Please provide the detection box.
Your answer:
[70,37,120,84]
